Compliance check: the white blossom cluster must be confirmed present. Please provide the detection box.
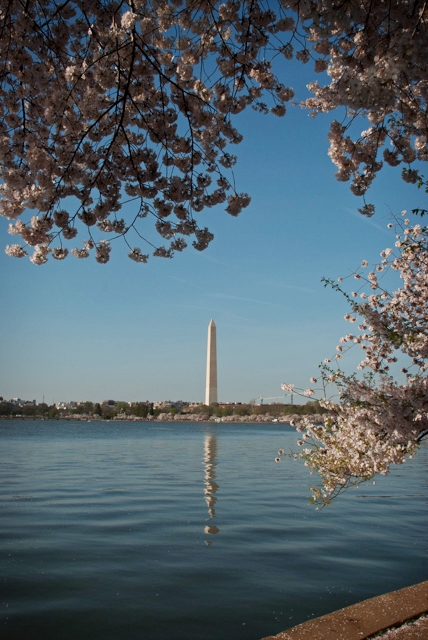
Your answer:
[0,0,295,263]
[301,0,428,212]
[277,217,428,506]
[2,1,426,262]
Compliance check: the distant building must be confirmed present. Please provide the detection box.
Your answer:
[218,403,242,408]
[9,398,36,406]
[205,319,218,405]
[56,401,77,411]
[102,400,117,407]
[153,400,189,409]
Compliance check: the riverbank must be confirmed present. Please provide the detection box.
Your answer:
[0,413,298,423]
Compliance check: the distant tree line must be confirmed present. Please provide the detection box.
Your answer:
[199,401,327,419]
[0,400,154,419]
[0,402,53,418]
[0,400,324,419]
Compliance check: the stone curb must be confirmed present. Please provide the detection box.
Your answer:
[260,581,428,640]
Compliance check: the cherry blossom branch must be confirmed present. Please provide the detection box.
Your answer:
[3,1,426,263]
[276,210,428,505]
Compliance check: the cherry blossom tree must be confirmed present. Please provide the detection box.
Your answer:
[277,211,428,505]
[1,0,427,263]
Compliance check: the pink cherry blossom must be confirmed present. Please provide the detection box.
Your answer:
[1,0,426,263]
[284,217,428,505]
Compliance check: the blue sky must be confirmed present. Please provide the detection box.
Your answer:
[0,71,425,404]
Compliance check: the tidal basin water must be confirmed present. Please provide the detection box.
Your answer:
[1,420,427,640]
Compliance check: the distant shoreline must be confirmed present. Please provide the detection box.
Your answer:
[0,415,293,425]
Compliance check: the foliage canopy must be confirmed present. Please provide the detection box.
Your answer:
[1,0,427,263]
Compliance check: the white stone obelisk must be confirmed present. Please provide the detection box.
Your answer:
[205,319,218,405]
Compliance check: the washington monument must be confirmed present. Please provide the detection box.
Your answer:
[205,319,218,405]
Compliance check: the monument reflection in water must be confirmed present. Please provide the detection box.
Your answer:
[203,433,219,544]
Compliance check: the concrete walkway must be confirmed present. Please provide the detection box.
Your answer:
[260,581,428,640]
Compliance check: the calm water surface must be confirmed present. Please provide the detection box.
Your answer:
[1,420,427,640]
